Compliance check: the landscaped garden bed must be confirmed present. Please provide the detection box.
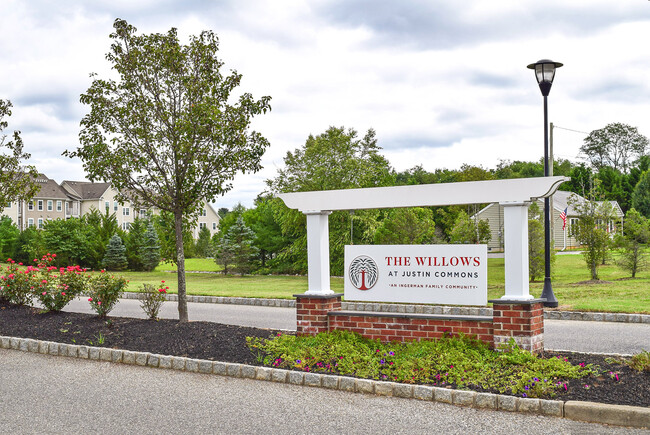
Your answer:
[1,300,648,408]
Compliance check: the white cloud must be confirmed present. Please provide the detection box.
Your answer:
[1,0,649,211]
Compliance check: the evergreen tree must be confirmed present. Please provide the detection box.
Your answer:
[224,216,258,276]
[102,234,128,271]
[195,226,213,258]
[139,221,161,272]
[125,217,147,270]
[632,170,650,218]
[0,216,19,261]
[215,234,234,275]
[616,208,649,278]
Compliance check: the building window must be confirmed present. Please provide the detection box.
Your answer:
[47,200,53,211]
[122,222,131,231]
[114,201,118,212]
[201,209,207,216]
[212,222,217,230]
[38,200,43,211]
[140,209,147,218]
[105,201,110,211]
[56,200,62,212]
[28,218,34,228]
[28,201,34,211]
[38,218,44,229]
[123,207,130,216]
[5,202,11,208]
[199,222,206,230]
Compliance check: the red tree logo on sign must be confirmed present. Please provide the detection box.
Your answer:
[349,255,378,290]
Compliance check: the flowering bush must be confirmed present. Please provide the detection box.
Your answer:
[0,259,33,305]
[139,280,168,320]
[87,271,128,318]
[32,254,89,312]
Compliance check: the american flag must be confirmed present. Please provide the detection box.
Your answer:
[559,207,568,230]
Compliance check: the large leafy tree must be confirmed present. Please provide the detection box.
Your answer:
[66,19,271,321]
[569,189,616,280]
[448,210,491,245]
[268,126,394,275]
[0,99,39,205]
[374,207,436,245]
[243,196,292,270]
[579,123,648,173]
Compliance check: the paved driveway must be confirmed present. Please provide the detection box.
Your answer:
[1,349,646,435]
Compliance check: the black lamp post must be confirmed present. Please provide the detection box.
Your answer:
[527,59,562,308]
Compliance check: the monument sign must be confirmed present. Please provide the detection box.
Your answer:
[345,244,487,305]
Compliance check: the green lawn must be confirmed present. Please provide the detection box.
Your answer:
[487,254,650,313]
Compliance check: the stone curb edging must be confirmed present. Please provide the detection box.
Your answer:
[1,335,648,429]
[119,293,650,324]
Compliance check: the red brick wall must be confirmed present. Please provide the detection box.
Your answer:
[295,294,342,336]
[492,301,545,353]
[328,313,494,344]
[295,295,545,353]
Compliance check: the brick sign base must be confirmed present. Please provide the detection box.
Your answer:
[295,294,545,353]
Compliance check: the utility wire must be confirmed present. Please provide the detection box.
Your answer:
[553,125,589,135]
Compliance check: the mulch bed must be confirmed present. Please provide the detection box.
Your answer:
[1,301,648,408]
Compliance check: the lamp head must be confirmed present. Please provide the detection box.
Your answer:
[527,59,563,96]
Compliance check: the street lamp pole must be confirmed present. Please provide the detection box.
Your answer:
[527,59,563,308]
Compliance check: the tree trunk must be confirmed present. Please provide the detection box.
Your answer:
[174,208,189,322]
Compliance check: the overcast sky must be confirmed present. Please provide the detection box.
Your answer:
[1,0,649,209]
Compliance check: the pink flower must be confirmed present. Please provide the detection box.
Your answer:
[42,292,47,295]
[18,262,23,266]
[52,254,56,258]
[61,292,66,296]
[161,280,165,283]
[97,301,101,305]
[88,297,93,302]
[42,279,47,284]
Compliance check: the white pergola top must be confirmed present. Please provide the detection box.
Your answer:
[278,176,569,212]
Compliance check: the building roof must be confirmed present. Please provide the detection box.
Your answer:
[32,174,71,200]
[552,190,624,218]
[473,189,624,219]
[61,181,111,200]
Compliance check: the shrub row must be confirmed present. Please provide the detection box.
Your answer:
[0,254,127,318]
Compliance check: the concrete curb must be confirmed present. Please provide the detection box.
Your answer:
[2,335,648,429]
[119,293,650,324]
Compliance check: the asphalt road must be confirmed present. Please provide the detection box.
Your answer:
[63,298,650,355]
[1,349,647,435]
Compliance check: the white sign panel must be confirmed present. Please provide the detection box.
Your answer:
[344,245,487,306]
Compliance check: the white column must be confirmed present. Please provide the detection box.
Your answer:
[304,211,333,295]
[500,201,533,300]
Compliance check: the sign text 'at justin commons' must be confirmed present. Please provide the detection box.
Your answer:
[344,245,487,306]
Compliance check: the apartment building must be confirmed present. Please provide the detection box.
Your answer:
[2,174,220,238]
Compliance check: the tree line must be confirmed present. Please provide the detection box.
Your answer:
[209,124,650,279]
